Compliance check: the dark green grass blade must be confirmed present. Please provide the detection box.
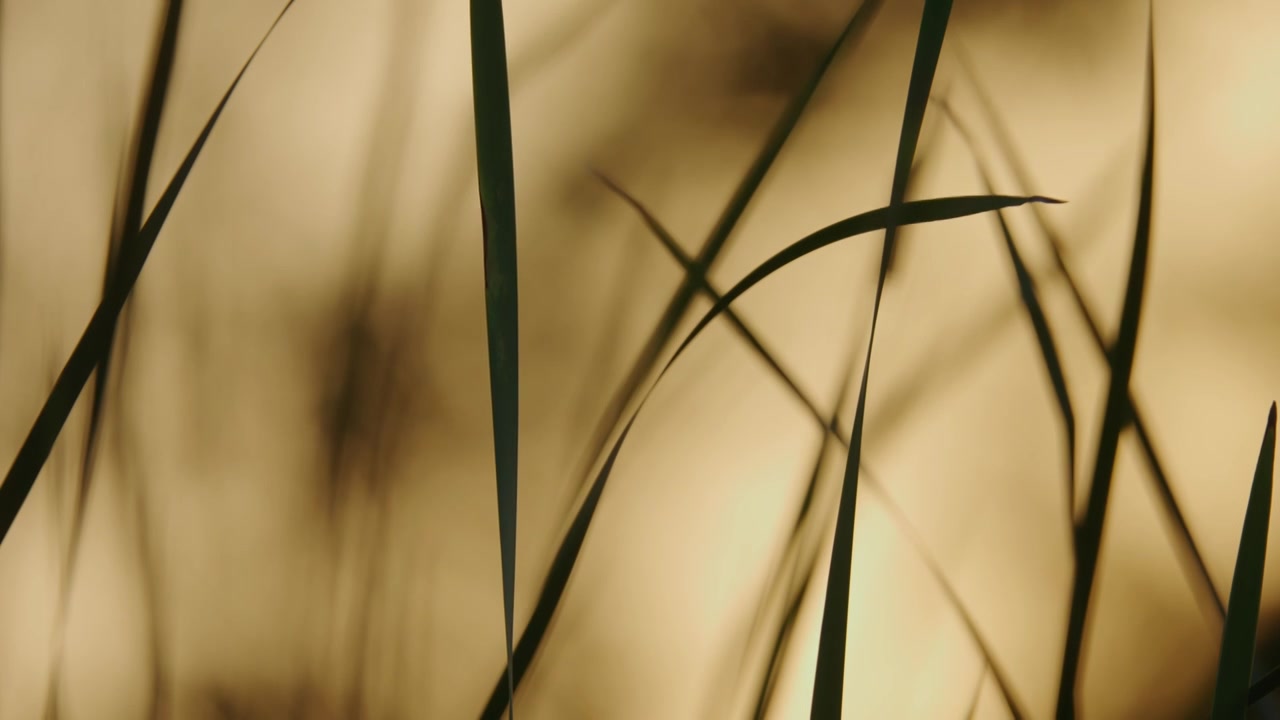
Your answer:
[1212,403,1277,719]
[571,0,886,504]
[1055,13,1156,718]
[0,0,296,546]
[811,2,952,717]
[475,193,1056,718]
[468,0,520,717]
[596,170,1027,720]
[950,43,1224,623]
[936,98,1076,534]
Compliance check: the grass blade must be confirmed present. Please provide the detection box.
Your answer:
[951,41,1225,623]
[811,2,952,716]
[468,0,520,716]
[475,190,1056,719]
[1212,403,1277,719]
[1055,11,1156,717]
[936,98,1077,534]
[571,0,886,505]
[0,0,296,545]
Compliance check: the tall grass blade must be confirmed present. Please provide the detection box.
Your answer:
[0,0,297,545]
[811,2,952,716]
[469,0,520,716]
[1055,11,1156,718]
[1212,403,1277,719]
[572,0,886,503]
[936,98,1076,534]
[951,41,1225,623]
[476,192,1056,718]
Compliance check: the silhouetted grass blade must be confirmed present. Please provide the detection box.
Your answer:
[936,98,1077,534]
[469,0,520,717]
[1055,11,1156,718]
[572,0,886,507]
[1212,403,1277,719]
[0,0,296,546]
[811,2,952,717]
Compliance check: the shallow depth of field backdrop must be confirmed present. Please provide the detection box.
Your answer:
[1,0,1279,718]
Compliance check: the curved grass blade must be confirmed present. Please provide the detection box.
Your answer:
[1055,11,1156,717]
[469,0,520,716]
[935,98,1076,535]
[811,2,953,716]
[0,0,297,545]
[1212,403,1277,719]
[950,41,1224,623]
[570,0,886,505]
[475,191,1057,720]
[594,171,1027,720]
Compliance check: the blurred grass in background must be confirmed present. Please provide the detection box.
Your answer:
[0,0,1278,718]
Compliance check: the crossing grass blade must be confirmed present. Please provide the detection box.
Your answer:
[49,4,184,718]
[0,0,297,546]
[1211,403,1277,719]
[1055,10,1156,718]
[468,0,521,716]
[936,98,1077,534]
[475,190,1058,719]
[950,40,1225,623]
[570,0,886,506]
[811,1,952,717]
